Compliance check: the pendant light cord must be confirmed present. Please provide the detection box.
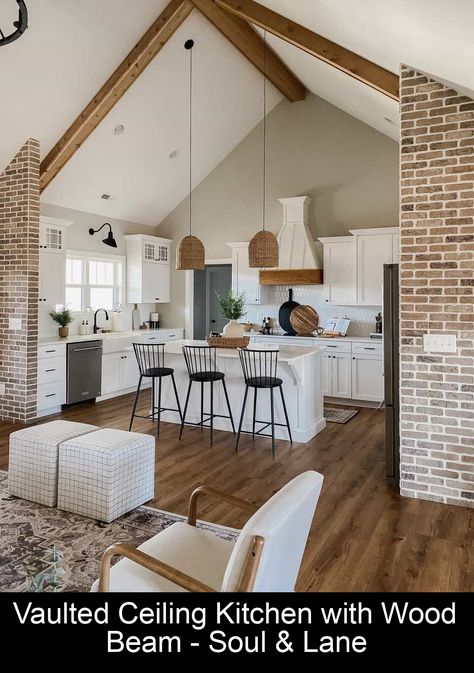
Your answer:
[189,43,193,237]
[262,30,266,232]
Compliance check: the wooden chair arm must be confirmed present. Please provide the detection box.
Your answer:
[187,485,258,526]
[98,542,216,593]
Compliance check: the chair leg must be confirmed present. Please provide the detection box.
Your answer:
[279,385,293,444]
[252,387,258,438]
[235,385,249,453]
[221,378,235,433]
[210,380,214,446]
[200,381,204,430]
[179,380,192,440]
[151,377,155,419]
[171,372,183,422]
[129,375,143,431]
[156,376,162,438]
[270,387,275,457]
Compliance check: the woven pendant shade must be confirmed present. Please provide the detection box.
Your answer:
[248,229,279,268]
[176,235,205,270]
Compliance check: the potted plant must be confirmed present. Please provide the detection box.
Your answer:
[49,307,73,338]
[217,289,247,338]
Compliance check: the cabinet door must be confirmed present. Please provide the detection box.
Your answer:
[392,233,400,263]
[323,239,357,305]
[351,355,383,402]
[357,234,393,306]
[141,261,170,303]
[39,251,66,334]
[101,353,122,394]
[321,354,332,396]
[235,246,261,305]
[119,352,140,390]
[332,353,352,398]
[40,225,65,252]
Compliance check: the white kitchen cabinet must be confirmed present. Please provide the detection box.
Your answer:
[351,355,384,402]
[318,237,357,306]
[37,343,67,416]
[353,231,394,306]
[125,234,172,304]
[39,216,72,252]
[322,352,352,399]
[229,242,267,305]
[321,354,332,396]
[102,351,139,394]
[38,250,66,335]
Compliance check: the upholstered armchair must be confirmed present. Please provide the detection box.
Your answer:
[92,470,323,592]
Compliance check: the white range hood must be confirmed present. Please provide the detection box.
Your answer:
[259,196,323,285]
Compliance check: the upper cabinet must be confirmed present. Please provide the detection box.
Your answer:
[125,234,172,304]
[39,215,72,252]
[38,216,72,336]
[319,227,399,307]
[228,242,268,305]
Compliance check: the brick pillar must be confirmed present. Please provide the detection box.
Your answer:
[400,66,474,507]
[0,139,40,422]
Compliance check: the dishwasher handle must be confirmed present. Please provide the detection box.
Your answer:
[71,346,102,352]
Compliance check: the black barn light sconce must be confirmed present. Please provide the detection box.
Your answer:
[89,223,118,248]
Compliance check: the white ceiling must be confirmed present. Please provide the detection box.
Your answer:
[2,1,474,225]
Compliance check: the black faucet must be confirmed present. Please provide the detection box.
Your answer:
[93,308,109,334]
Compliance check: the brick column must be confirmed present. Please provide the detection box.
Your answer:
[0,139,40,422]
[400,67,474,507]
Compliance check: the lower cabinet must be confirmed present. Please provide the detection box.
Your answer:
[101,351,140,395]
[322,353,352,399]
[351,355,384,402]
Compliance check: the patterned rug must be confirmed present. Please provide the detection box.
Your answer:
[324,407,359,424]
[0,472,238,592]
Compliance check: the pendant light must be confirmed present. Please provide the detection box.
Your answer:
[176,39,205,271]
[0,1,28,47]
[248,30,279,269]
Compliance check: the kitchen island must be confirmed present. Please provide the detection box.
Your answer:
[156,340,327,443]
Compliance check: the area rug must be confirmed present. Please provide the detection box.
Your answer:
[0,472,238,592]
[324,407,359,424]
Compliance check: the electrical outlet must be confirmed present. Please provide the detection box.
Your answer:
[423,334,457,353]
[9,318,22,330]
[0,383,5,396]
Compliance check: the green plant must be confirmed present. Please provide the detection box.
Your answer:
[49,307,73,327]
[216,289,246,320]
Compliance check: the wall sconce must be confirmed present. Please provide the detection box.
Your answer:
[89,223,117,248]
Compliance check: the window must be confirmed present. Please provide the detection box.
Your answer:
[65,252,124,311]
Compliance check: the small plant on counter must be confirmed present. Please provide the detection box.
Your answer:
[216,289,247,338]
[49,307,73,338]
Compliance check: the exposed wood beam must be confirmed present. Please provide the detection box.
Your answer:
[214,0,399,100]
[40,0,194,192]
[191,0,305,102]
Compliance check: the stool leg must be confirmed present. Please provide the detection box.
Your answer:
[221,378,235,433]
[252,387,258,438]
[235,385,249,452]
[129,375,143,431]
[200,381,204,430]
[179,380,192,440]
[270,387,276,457]
[171,372,183,422]
[210,380,214,445]
[152,377,156,419]
[156,376,162,438]
[279,386,293,444]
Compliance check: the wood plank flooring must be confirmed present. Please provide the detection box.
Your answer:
[1,391,472,591]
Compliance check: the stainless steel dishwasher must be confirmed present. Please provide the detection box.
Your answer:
[66,340,102,405]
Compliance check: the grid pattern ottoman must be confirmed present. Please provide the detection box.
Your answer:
[57,428,155,522]
[8,421,98,506]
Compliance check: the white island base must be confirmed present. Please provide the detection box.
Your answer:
[154,340,327,443]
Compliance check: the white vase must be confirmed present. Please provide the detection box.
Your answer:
[222,319,245,338]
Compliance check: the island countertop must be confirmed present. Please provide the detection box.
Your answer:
[163,339,326,364]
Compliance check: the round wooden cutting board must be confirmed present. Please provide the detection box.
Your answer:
[289,305,319,335]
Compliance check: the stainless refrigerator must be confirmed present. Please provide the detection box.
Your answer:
[383,264,399,484]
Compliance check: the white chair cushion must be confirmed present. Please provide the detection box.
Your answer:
[91,522,234,592]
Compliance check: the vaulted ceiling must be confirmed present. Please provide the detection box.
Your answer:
[1,0,473,225]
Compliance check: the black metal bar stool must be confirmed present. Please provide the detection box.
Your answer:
[180,344,235,445]
[235,348,292,456]
[129,342,182,437]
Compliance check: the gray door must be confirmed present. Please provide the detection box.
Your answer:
[193,265,231,339]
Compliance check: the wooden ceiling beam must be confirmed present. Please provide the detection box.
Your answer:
[40,0,194,192]
[191,0,305,102]
[214,0,399,100]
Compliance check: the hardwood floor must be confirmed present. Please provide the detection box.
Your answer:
[1,392,472,591]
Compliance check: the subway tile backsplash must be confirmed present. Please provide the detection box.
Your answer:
[244,285,380,336]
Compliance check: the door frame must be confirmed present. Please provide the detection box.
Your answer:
[185,258,232,338]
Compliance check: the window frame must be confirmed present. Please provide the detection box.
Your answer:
[65,249,126,312]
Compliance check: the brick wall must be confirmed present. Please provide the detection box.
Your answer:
[400,66,474,508]
[0,139,39,422]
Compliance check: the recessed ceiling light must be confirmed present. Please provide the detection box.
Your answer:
[100,193,111,200]
[113,124,126,135]
[169,150,179,159]
[384,117,397,125]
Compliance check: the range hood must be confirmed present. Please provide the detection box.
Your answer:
[259,196,323,286]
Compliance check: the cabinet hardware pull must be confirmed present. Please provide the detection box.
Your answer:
[72,346,102,352]
[169,334,176,337]
[363,347,376,350]
[45,393,56,398]
[45,368,56,372]
[45,350,56,353]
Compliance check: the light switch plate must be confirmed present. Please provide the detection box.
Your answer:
[9,318,22,330]
[423,334,457,353]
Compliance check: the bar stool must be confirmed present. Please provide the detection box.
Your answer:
[235,348,292,456]
[180,344,235,445]
[129,342,182,437]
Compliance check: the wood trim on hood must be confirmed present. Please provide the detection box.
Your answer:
[259,269,323,286]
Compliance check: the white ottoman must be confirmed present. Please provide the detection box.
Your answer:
[57,429,155,522]
[8,420,98,506]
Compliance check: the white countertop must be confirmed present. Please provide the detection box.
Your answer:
[163,339,325,364]
[38,327,183,346]
[246,332,382,344]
